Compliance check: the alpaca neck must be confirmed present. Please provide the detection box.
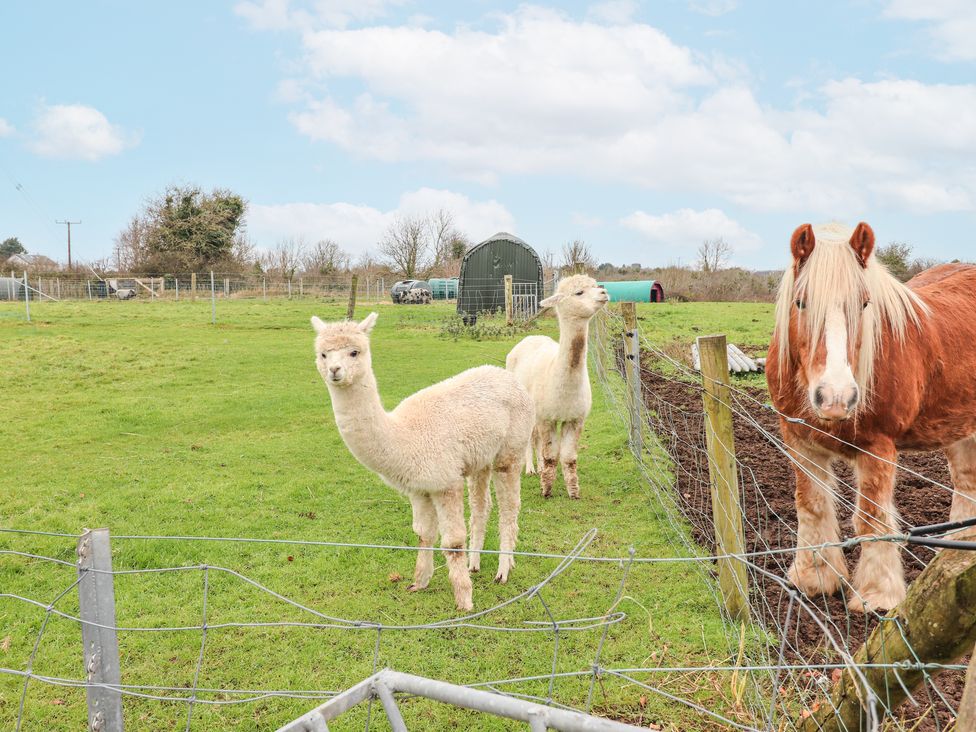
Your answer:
[554,314,590,380]
[327,370,400,476]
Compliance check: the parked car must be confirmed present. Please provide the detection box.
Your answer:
[390,280,432,304]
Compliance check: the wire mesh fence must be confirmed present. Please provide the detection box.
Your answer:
[3,301,975,731]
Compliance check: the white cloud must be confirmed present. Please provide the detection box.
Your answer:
[884,0,976,62]
[29,104,138,161]
[247,188,515,255]
[235,0,404,30]
[622,208,763,257]
[0,118,14,137]
[587,1,638,24]
[255,6,976,215]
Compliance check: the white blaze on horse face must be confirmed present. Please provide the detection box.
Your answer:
[811,302,860,420]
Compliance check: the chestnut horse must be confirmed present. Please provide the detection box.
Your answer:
[767,221,976,612]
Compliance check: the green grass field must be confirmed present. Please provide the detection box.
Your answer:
[0,296,774,731]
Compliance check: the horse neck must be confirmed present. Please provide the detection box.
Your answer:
[327,371,400,474]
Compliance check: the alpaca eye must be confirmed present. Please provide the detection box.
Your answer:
[795,300,806,310]
[575,290,584,296]
[863,300,870,309]
[320,352,327,359]
[350,350,359,357]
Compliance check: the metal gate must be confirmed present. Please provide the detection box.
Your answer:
[512,281,538,321]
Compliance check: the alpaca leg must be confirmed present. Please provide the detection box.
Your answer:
[947,435,976,539]
[408,493,438,592]
[559,418,585,499]
[524,426,538,475]
[786,439,849,597]
[467,469,492,573]
[850,441,904,613]
[539,423,560,498]
[433,482,473,611]
[493,455,522,583]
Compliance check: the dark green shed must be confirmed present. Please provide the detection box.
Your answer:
[457,233,544,318]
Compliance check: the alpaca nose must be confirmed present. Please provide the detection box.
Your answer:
[813,382,858,420]
[329,366,341,377]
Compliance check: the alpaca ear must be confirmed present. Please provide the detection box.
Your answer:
[790,224,815,264]
[310,315,327,333]
[358,312,379,334]
[539,294,563,309]
[849,222,875,267]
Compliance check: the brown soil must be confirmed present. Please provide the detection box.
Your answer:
[639,364,964,729]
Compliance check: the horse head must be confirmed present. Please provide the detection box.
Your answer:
[772,221,923,422]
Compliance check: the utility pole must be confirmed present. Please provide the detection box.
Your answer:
[56,219,81,269]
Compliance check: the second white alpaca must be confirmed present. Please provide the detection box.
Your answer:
[506,275,608,498]
[311,312,534,611]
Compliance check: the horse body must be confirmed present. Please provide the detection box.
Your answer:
[768,225,976,613]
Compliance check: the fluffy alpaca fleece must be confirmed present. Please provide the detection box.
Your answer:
[505,275,609,498]
[311,313,534,611]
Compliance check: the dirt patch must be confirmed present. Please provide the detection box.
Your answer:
[639,364,963,729]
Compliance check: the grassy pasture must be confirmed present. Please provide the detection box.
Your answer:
[0,297,772,730]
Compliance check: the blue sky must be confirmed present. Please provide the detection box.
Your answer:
[1,1,974,269]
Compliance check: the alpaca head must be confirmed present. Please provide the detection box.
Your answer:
[539,275,608,321]
[311,312,378,388]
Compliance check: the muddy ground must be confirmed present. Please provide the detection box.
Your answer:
[639,364,963,729]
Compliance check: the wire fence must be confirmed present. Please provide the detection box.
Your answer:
[2,303,974,730]
[591,306,975,731]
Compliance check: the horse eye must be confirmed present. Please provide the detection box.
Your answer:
[350,350,359,357]
[795,300,806,310]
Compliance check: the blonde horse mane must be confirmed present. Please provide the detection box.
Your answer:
[774,222,927,403]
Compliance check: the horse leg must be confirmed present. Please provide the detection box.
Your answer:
[787,440,849,596]
[947,435,976,539]
[467,468,492,573]
[850,441,904,613]
[407,492,438,592]
[432,482,473,611]
[559,418,585,499]
[493,453,522,583]
[539,422,559,498]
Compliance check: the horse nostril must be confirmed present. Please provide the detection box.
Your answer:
[846,389,859,410]
[814,386,825,406]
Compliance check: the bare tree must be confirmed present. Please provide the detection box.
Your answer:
[303,239,350,275]
[379,215,432,277]
[697,238,732,273]
[262,237,307,278]
[561,239,596,274]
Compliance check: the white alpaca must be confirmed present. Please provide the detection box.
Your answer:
[311,313,534,611]
[506,275,609,499]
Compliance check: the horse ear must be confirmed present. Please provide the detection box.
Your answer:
[790,224,815,264]
[850,222,875,267]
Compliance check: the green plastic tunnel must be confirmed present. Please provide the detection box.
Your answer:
[596,280,665,303]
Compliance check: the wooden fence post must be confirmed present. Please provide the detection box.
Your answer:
[959,642,976,731]
[191,272,197,301]
[800,549,976,731]
[620,302,643,455]
[347,274,359,320]
[504,274,513,325]
[697,334,749,621]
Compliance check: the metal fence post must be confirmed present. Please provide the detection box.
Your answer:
[77,528,124,732]
[87,280,93,301]
[620,302,642,456]
[191,272,197,301]
[347,275,359,320]
[23,271,30,322]
[504,274,514,325]
[263,277,267,301]
[288,279,292,299]
[175,278,179,301]
[210,271,216,325]
[697,334,749,621]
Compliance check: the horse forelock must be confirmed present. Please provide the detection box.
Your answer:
[774,223,927,405]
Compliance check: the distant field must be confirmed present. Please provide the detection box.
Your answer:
[0,297,774,731]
